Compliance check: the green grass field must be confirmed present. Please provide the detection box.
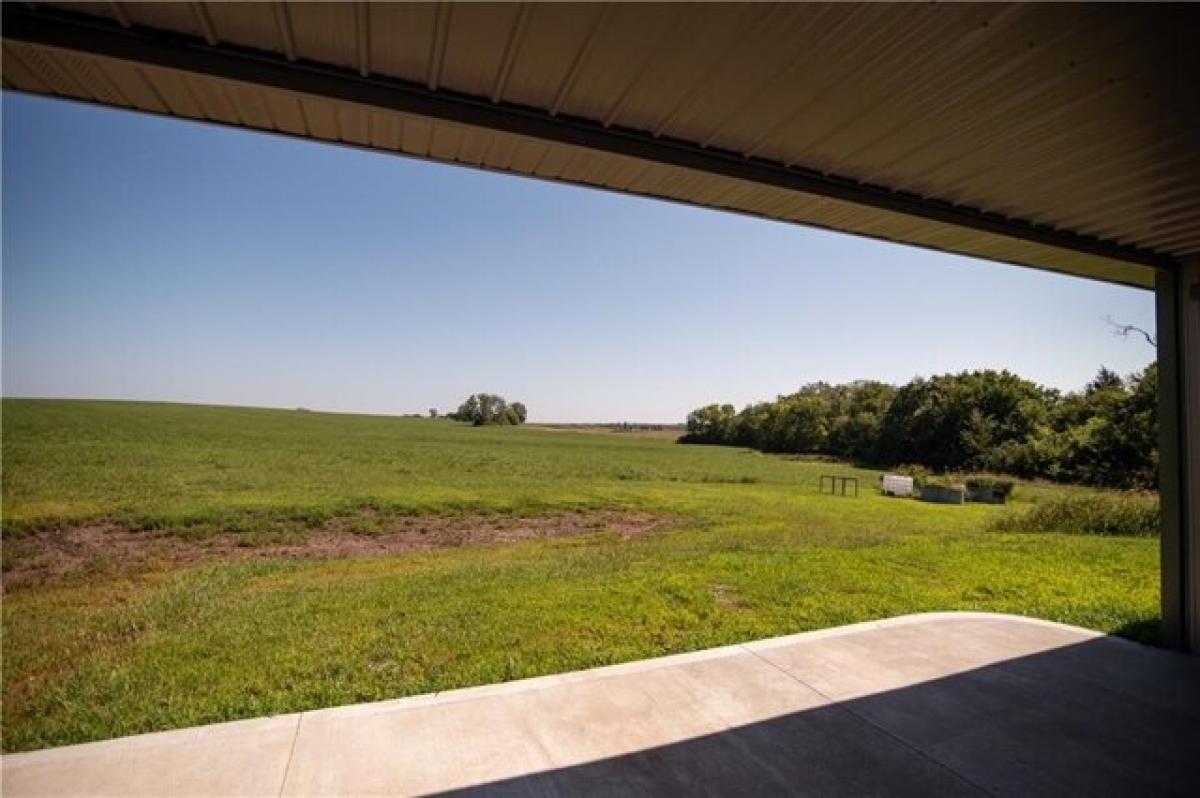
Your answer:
[1,398,1159,752]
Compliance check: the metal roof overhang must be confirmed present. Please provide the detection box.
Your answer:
[3,3,1197,288]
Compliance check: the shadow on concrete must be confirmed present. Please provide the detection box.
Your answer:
[435,635,1200,797]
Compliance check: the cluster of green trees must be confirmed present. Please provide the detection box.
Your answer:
[681,365,1158,489]
[449,393,528,426]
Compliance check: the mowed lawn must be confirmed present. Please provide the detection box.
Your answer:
[1,399,1158,752]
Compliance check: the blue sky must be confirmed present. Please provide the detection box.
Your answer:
[2,93,1156,422]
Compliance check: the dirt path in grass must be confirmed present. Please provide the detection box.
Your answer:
[1,510,672,592]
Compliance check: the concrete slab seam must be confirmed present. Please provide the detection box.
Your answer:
[738,642,997,798]
[278,712,304,797]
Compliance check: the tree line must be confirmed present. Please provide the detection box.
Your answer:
[681,365,1158,489]
[449,393,528,426]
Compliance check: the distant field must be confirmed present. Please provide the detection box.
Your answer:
[530,423,685,442]
[1,399,1158,752]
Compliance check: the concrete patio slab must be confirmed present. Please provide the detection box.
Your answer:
[4,612,1198,797]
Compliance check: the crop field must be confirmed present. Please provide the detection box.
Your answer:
[1,398,1159,753]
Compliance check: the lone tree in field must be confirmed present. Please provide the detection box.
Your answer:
[450,394,528,426]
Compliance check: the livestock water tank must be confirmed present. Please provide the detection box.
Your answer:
[919,484,966,504]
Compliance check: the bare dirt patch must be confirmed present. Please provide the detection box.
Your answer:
[1,510,672,592]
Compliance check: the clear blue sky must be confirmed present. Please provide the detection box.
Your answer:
[2,93,1156,423]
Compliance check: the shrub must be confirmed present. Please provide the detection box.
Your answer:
[891,463,931,482]
[921,475,965,490]
[965,477,1015,498]
[989,494,1159,537]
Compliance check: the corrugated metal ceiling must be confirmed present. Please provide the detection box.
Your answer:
[4,2,1197,288]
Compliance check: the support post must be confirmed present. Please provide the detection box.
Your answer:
[1157,257,1200,651]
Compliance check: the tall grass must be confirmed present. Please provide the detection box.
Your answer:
[990,494,1159,537]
